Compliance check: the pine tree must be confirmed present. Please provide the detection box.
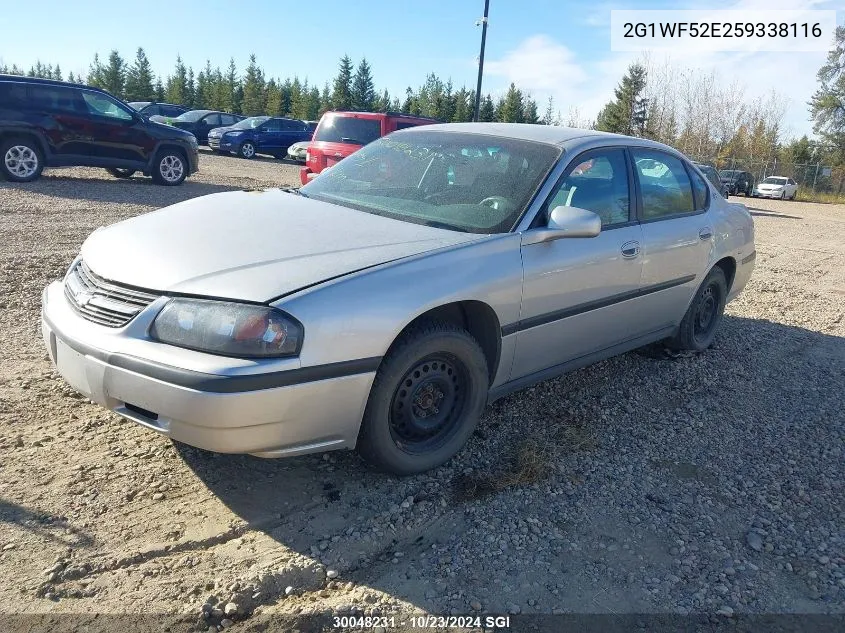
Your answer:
[165,56,189,105]
[124,48,155,102]
[498,84,525,122]
[186,67,196,108]
[523,95,539,124]
[595,62,648,136]
[53,64,62,81]
[479,94,495,122]
[241,54,265,115]
[351,58,375,111]
[809,25,845,162]
[99,50,126,97]
[154,78,165,102]
[225,59,239,113]
[331,55,354,110]
[306,85,321,119]
[87,53,105,89]
[265,79,282,115]
[542,96,555,125]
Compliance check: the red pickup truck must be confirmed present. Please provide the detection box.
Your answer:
[300,110,439,185]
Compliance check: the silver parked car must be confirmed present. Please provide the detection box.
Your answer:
[41,124,756,475]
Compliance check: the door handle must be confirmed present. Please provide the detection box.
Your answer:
[621,240,640,258]
[699,228,713,240]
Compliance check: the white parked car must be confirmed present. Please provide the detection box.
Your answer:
[287,141,309,162]
[754,176,797,200]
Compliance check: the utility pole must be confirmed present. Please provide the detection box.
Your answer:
[473,0,490,122]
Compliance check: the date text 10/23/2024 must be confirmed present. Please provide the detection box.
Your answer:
[332,615,512,629]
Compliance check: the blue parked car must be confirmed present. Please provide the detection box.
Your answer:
[207,116,314,159]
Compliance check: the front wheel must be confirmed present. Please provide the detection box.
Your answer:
[239,142,255,159]
[106,167,136,179]
[151,149,187,186]
[357,322,489,475]
[668,267,727,352]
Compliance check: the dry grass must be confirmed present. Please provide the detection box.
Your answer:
[795,190,845,204]
[452,417,596,502]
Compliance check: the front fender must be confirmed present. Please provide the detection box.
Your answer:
[273,234,524,384]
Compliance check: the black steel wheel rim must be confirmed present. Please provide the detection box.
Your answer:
[389,354,469,454]
[694,283,719,343]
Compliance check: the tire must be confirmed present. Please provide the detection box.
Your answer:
[151,149,187,186]
[238,141,256,159]
[790,190,797,201]
[668,267,727,352]
[357,322,489,475]
[0,137,44,182]
[780,191,786,200]
[745,185,751,197]
[106,167,136,179]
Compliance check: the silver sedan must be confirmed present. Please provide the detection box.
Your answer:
[41,123,755,475]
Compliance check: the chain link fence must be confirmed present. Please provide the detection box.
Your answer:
[689,156,845,202]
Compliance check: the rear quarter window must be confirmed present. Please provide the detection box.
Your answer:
[0,83,27,107]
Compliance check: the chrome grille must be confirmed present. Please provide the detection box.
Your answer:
[64,260,160,327]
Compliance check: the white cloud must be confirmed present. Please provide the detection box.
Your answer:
[485,35,588,93]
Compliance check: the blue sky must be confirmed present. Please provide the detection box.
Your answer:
[1,0,842,137]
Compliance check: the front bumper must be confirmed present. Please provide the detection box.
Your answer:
[208,137,235,151]
[41,281,374,457]
[754,189,782,198]
[300,167,317,186]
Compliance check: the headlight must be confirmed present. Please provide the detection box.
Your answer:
[150,298,303,358]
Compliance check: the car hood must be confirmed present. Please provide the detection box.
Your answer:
[757,183,783,189]
[209,125,240,136]
[80,190,480,302]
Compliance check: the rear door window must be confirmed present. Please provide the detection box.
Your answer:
[202,113,221,127]
[219,113,237,126]
[313,115,381,144]
[632,149,696,219]
[688,165,710,209]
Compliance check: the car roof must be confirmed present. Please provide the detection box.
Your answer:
[0,74,113,96]
[396,122,673,148]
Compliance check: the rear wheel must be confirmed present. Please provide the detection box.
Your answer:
[1,137,44,182]
[151,149,187,186]
[668,267,727,352]
[357,322,489,475]
[106,167,136,179]
[238,141,255,159]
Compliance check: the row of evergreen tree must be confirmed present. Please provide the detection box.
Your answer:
[1,49,548,124]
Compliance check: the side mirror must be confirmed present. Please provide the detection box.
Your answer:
[522,206,601,245]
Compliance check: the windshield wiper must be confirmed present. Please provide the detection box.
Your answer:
[340,137,365,145]
[281,187,308,197]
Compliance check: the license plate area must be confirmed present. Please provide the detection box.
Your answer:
[55,338,91,397]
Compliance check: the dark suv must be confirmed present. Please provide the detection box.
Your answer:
[0,76,199,185]
[128,101,188,119]
[719,169,754,197]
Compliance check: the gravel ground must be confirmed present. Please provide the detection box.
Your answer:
[0,155,843,630]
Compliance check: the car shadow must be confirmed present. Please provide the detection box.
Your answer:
[0,497,94,548]
[748,208,802,219]
[199,147,304,166]
[174,314,845,615]
[0,174,243,207]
